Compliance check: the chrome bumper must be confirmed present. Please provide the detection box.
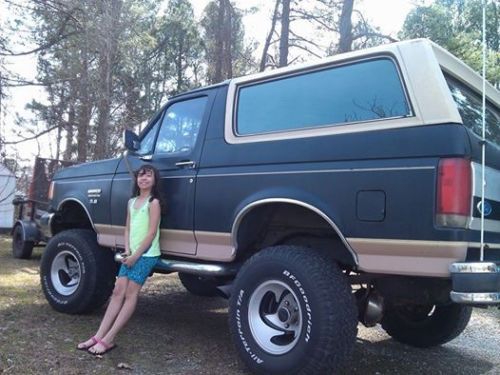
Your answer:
[449,262,500,305]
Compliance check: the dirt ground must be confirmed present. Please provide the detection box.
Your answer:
[0,235,499,375]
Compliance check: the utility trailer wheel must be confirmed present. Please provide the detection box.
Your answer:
[12,224,34,259]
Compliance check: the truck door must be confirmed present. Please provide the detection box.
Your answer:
[111,91,215,255]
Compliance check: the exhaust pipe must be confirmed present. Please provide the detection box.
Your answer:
[355,287,384,327]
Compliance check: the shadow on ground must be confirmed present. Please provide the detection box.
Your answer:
[0,237,498,374]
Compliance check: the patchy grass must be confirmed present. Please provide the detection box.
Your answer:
[0,236,245,374]
[0,234,498,375]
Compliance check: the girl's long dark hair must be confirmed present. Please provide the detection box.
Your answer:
[131,164,165,212]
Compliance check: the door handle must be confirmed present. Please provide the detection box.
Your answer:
[175,160,196,168]
[139,154,153,161]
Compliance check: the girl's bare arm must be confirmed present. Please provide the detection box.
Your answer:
[124,200,131,255]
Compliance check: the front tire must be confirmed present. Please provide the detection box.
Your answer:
[40,229,116,314]
[229,246,357,375]
[381,303,472,347]
[12,225,34,259]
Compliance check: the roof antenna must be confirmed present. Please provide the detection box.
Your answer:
[479,0,487,262]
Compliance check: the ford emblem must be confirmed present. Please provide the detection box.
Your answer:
[477,200,492,216]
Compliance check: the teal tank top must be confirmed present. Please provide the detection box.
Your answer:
[129,197,161,257]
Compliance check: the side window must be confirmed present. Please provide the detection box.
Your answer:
[445,75,500,148]
[137,114,162,156]
[236,58,411,135]
[155,97,208,155]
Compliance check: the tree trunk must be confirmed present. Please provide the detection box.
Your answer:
[214,0,224,83]
[177,47,183,93]
[65,95,75,160]
[123,74,140,130]
[338,0,354,53]
[224,0,233,79]
[77,42,91,163]
[55,120,61,161]
[260,0,281,71]
[95,0,122,160]
[279,0,290,67]
[176,37,184,93]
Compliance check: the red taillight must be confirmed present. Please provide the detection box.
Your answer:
[436,158,471,227]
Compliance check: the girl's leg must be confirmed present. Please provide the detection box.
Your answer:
[94,277,130,338]
[89,280,142,354]
[77,277,128,349]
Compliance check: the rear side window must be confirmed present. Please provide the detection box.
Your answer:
[236,58,411,135]
[445,75,500,148]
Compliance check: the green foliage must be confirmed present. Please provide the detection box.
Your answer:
[24,0,206,161]
[400,0,499,87]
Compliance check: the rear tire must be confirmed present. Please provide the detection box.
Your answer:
[40,229,116,314]
[381,303,472,347]
[12,225,34,259]
[229,246,357,374]
[178,273,219,297]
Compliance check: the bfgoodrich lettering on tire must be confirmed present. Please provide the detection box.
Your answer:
[40,229,116,314]
[229,246,357,374]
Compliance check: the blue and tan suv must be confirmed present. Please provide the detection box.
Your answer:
[32,39,499,374]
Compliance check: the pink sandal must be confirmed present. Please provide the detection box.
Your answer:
[77,336,99,350]
[88,337,116,355]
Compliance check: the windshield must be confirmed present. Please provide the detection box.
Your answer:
[445,75,500,148]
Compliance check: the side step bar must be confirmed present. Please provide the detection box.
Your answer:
[114,253,240,277]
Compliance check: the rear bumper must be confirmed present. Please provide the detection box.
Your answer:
[449,262,500,305]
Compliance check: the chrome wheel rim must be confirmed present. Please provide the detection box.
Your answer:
[50,251,81,296]
[248,280,303,355]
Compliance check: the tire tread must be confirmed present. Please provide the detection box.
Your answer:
[229,246,358,374]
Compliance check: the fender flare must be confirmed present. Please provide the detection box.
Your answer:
[12,220,40,243]
[231,197,359,265]
[56,197,96,232]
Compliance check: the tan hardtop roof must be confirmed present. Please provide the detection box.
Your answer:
[428,40,499,107]
[224,38,500,144]
[229,38,498,108]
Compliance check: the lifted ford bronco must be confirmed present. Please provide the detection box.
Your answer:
[36,39,499,374]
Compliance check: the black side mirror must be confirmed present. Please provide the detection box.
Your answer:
[123,129,139,151]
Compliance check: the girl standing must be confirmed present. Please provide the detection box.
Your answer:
[77,164,162,355]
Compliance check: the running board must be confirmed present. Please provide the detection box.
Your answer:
[114,252,239,276]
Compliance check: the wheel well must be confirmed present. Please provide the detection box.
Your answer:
[234,202,356,267]
[52,200,93,235]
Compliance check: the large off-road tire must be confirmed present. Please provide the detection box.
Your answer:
[381,303,472,348]
[229,246,357,375]
[178,273,219,297]
[40,229,116,314]
[12,225,34,259]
